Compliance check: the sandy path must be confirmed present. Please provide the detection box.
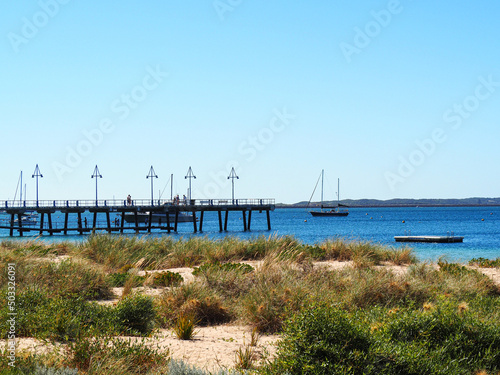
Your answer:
[149,325,278,371]
[4,325,279,372]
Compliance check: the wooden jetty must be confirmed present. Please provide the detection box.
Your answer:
[394,235,464,243]
[0,198,275,237]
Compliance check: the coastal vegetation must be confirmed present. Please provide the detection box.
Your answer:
[0,234,499,374]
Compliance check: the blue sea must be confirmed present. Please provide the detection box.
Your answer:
[1,207,499,263]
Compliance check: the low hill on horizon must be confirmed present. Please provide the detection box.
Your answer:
[279,197,500,208]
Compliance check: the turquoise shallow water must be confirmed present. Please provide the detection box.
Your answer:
[1,206,499,263]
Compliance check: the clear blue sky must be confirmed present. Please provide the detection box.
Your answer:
[1,1,499,203]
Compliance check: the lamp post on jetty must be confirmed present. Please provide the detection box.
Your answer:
[91,165,102,205]
[147,166,158,205]
[184,166,196,203]
[32,164,43,207]
[227,167,239,204]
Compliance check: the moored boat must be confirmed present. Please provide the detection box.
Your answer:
[308,170,349,217]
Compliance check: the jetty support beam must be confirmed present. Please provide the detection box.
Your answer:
[166,211,171,233]
[9,213,14,237]
[39,213,45,235]
[106,211,111,233]
[120,211,125,233]
[242,210,247,231]
[77,212,83,234]
[64,213,69,235]
[199,211,204,232]
[147,211,153,233]
[17,213,23,237]
[192,210,197,233]
[47,212,53,236]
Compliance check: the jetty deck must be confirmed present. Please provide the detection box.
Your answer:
[394,235,464,243]
[0,198,275,237]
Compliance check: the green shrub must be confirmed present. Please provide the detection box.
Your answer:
[5,288,50,338]
[115,294,156,335]
[384,304,500,368]
[107,272,145,287]
[302,244,326,260]
[151,271,183,287]
[469,257,500,268]
[1,288,117,341]
[265,303,370,374]
[67,336,168,373]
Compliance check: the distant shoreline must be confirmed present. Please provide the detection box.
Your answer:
[278,197,500,208]
[278,204,500,208]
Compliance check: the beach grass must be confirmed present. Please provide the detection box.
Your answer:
[1,234,499,374]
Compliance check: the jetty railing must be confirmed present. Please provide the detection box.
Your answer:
[1,198,275,210]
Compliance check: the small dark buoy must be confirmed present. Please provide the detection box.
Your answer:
[481,218,485,221]
[370,217,373,219]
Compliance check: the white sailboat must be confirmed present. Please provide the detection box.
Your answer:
[13,171,39,224]
[309,170,349,217]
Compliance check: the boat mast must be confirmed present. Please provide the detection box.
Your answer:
[20,171,22,203]
[337,178,340,206]
[321,169,324,211]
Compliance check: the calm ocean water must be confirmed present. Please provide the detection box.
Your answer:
[1,207,499,263]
